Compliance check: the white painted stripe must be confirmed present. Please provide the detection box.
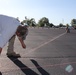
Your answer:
[25,32,66,55]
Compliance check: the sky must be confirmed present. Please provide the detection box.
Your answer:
[0,0,76,25]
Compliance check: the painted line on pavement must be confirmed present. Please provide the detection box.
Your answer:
[25,32,66,55]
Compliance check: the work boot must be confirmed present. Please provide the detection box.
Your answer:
[6,52,21,58]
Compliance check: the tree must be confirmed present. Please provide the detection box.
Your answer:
[49,23,54,27]
[71,19,76,25]
[59,23,64,27]
[30,18,36,27]
[22,19,31,26]
[22,17,36,27]
[38,17,49,27]
[71,19,76,29]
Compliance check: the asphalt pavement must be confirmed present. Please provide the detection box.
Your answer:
[0,27,76,75]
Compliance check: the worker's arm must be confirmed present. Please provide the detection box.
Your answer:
[16,25,28,49]
[0,47,2,54]
[18,37,26,49]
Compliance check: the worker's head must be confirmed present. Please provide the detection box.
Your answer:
[16,25,28,40]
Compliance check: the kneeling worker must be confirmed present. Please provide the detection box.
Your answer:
[0,15,28,58]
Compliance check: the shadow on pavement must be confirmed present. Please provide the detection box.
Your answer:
[8,57,38,75]
[8,57,50,75]
[31,59,50,75]
[0,72,2,75]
